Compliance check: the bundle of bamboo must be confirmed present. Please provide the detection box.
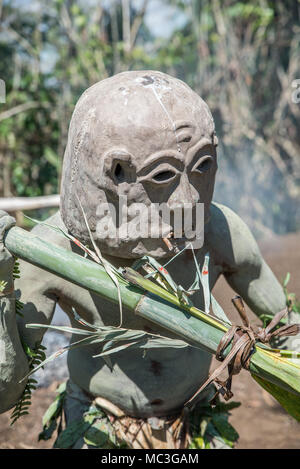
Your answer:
[4,224,300,422]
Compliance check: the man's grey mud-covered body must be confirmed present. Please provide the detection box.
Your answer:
[0,71,288,445]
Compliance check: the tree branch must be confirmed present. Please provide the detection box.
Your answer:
[0,101,39,121]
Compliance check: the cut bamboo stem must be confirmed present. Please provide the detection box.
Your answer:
[4,225,300,397]
[4,226,224,353]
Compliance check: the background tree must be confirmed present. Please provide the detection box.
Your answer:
[0,0,299,235]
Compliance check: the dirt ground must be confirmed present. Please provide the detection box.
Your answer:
[0,233,299,449]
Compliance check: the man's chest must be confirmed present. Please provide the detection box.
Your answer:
[56,245,224,330]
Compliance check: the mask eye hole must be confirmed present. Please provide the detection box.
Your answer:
[193,157,213,173]
[114,163,125,183]
[152,170,176,182]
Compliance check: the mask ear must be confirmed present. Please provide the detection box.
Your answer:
[102,150,137,195]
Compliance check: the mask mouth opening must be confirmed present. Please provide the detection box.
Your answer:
[162,229,201,254]
[163,231,174,251]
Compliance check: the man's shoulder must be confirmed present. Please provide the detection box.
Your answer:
[16,210,72,287]
[208,202,248,243]
[30,210,71,250]
[207,202,261,271]
[209,202,251,231]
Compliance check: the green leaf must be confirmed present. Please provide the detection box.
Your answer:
[26,323,95,336]
[11,411,29,425]
[201,253,210,313]
[42,398,62,427]
[211,414,239,443]
[38,419,57,441]
[141,338,188,349]
[108,330,147,342]
[83,413,98,425]
[0,280,8,293]
[94,340,141,357]
[76,196,124,327]
[54,418,91,449]
[83,419,111,447]
[189,436,205,449]
[212,401,241,413]
[253,375,300,422]
[283,272,291,288]
[211,295,231,325]
[44,147,61,170]
[56,382,67,395]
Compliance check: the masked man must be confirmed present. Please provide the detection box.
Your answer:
[0,71,293,448]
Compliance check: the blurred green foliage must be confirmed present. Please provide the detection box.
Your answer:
[0,0,299,235]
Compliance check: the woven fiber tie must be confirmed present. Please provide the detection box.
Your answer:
[184,296,300,411]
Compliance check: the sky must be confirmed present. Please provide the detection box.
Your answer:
[7,0,188,74]
[9,0,187,39]
[133,0,187,38]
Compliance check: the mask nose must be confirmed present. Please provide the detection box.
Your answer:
[166,174,199,237]
[168,174,198,210]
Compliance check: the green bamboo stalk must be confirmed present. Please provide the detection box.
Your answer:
[4,227,226,353]
[4,226,300,403]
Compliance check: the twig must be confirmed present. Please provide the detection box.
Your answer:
[0,195,60,212]
[0,101,39,121]
[130,0,149,50]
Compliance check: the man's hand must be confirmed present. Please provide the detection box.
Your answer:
[279,310,300,356]
[0,210,16,295]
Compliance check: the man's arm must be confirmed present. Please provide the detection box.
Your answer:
[0,212,58,413]
[15,211,69,349]
[225,256,286,318]
[15,257,58,350]
[0,274,57,413]
[210,203,286,317]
